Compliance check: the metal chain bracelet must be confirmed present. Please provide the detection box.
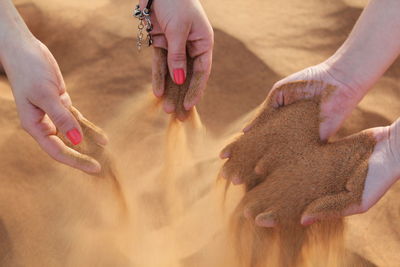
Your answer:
[133,0,154,51]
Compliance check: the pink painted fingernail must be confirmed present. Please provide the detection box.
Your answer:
[67,128,82,145]
[173,69,185,85]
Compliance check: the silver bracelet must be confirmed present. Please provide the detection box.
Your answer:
[133,0,154,51]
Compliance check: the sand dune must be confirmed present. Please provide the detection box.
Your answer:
[0,0,399,266]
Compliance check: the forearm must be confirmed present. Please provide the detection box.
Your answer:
[0,0,33,61]
[325,0,400,93]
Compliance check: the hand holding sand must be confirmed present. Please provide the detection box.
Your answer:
[4,42,107,173]
[221,83,400,227]
[141,0,214,114]
[220,0,400,227]
[152,47,199,121]
[243,64,367,141]
[55,107,109,174]
[243,0,400,141]
[0,1,107,173]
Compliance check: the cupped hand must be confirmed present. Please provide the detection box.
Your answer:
[220,83,400,227]
[1,35,108,174]
[244,63,369,141]
[140,0,214,113]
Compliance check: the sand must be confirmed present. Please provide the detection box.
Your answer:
[222,82,376,266]
[0,0,399,266]
[153,47,195,121]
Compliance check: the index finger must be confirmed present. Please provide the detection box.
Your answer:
[35,133,101,174]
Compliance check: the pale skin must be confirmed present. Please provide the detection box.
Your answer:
[0,0,212,172]
[2,0,397,225]
[0,0,109,173]
[222,0,400,226]
[139,0,214,113]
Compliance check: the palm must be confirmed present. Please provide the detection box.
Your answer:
[2,38,107,173]
[353,125,400,216]
[139,0,213,114]
[221,75,400,224]
[246,64,363,141]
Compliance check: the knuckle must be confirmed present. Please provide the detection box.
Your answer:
[52,111,72,130]
[203,39,214,52]
[204,29,214,49]
[30,84,55,104]
[169,52,187,63]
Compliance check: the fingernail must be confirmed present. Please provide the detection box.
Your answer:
[254,164,265,175]
[256,213,276,228]
[301,215,317,226]
[231,176,242,185]
[173,69,185,85]
[220,151,230,159]
[153,88,164,98]
[67,128,82,145]
[183,101,194,111]
[243,126,251,132]
[88,160,102,174]
[163,101,175,114]
[243,208,252,219]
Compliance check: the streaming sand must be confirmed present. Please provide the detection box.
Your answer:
[153,47,196,121]
[0,0,399,266]
[222,83,376,267]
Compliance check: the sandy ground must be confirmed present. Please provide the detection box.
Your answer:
[0,0,399,266]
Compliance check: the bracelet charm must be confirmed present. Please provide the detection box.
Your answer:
[133,2,154,51]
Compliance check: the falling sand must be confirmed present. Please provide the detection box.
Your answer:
[221,82,376,266]
[56,79,376,267]
[0,0,399,266]
[153,47,197,121]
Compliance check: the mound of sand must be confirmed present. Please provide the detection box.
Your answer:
[0,0,398,266]
[222,83,375,266]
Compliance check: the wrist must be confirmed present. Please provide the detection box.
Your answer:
[0,2,34,62]
[322,53,372,96]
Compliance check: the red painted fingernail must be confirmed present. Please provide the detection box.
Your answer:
[173,69,185,85]
[66,128,82,145]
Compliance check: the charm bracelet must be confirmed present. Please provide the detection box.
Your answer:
[133,0,154,51]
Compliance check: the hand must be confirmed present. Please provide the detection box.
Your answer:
[239,123,400,227]
[335,121,400,221]
[140,0,214,113]
[244,62,369,141]
[1,34,108,174]
[220,82,400,227]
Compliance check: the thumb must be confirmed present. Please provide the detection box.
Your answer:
[39,97,83,146]
[166,26,189,85]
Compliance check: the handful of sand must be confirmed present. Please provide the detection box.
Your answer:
[222,82,376,225]
[56,107,115,177]
[152,48,198,121]
[221,82,376,266]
